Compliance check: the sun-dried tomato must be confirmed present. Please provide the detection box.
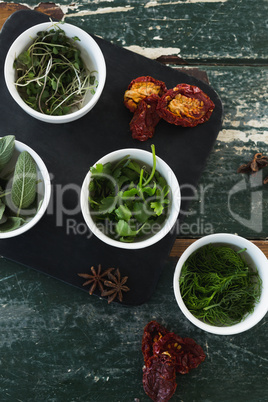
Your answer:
[124,76,167,113]
[142,320,169,366]
[153,333,206,374]
[142,321,206,401]
[157,83,215,127]
[129,94,161,141]
[143,354,177,402]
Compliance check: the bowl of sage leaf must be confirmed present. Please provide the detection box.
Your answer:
[80,145,181,249]
[173,233,268,335]
[0,135,51,238]
[4,21,106,123]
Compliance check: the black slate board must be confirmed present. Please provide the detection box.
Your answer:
[0,10,223,305]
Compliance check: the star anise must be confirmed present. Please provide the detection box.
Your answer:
[102,268,130,304]
[78,264,114,295]
[237,153,268,174]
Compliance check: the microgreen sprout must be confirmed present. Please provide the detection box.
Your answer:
[13,22,98,115]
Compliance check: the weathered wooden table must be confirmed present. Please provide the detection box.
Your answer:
[1,1,268,401]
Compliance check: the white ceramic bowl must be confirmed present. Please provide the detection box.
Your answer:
[0,138,51,238]
[80,148,181,249]
[173,233,268,335]
[4,21,106,123]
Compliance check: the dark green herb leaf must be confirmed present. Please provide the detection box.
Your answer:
[122,187,139,199]
[0,216,24,232]
[142,182,156,196]
[115,204,132,222]
[88,145,170,242]
[150,201,164,216]
[133,202,151,224]
[99,196,117,214]
[116,220,143,238]
[16,51,31,67]
[11,151,37,211]
[0,135,15,171]
[0,199,5,220]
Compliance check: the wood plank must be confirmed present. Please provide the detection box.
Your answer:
[0,2,63,30]
[1,0,265,62]
[62,0,267,62]
[173,65,268,239]
[170,238,268,258]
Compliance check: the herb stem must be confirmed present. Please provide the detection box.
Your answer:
[143,144,156,187]
[14,23,98,116]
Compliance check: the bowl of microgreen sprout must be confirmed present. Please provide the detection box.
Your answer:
[4,21,106,123]
[80,145,181,249]
[173,233,268,335]
[0,135,51,238]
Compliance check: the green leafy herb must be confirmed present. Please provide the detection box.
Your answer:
[11,151,37,214]
[0,199,6,220]
[0,136,40,233]
[88,144,171,242]
[13,22,98,116]
[0,217,25,232]
[179,244,262,326]
[0,135,15,171]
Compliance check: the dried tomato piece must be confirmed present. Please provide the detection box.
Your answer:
[143,354,177,402]
[157,83,215,127]
[142,321,169,366]
[153,333,206,374]
[141,321,206,401]
[130,94,161,141]
[124,76,167,113]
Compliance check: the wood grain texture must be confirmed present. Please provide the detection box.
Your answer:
[170,238,268,257]
[62,0,267,62]
[1,0,265,62]
[174,66,268,239]
[1,256,268,401]
[0,2,63,30]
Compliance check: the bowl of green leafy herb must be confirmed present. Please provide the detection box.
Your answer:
[0,135,51,238]
[80,145,181,249]
[4,21,106,123]
[173,233,268,335]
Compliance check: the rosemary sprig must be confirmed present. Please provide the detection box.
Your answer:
[13,22,98,116]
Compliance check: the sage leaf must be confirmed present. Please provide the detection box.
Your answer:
[0,200,6,220]
[11,151,37,211]
[0,135,15,171]
[0,216,24,232]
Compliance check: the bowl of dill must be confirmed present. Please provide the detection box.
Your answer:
[0,135,51,238]
[4,21,106,123]
[80,145,181,249]
[173,233,268,335]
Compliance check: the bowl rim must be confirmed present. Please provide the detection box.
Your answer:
[173,233,268,335]
[0,138,51,239]
[4,21,106,123]
[80,148,181,249]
